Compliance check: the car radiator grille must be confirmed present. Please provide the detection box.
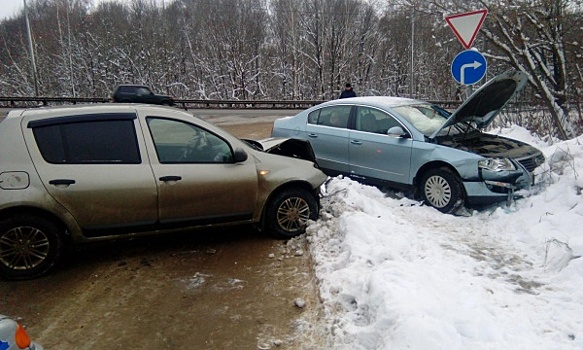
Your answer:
[517,153,545,173]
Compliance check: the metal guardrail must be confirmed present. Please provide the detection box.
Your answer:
[0,96,110,106]
[0,96,326,109]
[1,96,580,113]
[0,96,468,110]
[175,99,325,109]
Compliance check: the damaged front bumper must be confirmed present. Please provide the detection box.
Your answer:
[463,166,533,206]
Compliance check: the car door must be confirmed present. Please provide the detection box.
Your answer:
[304,105,352,173]
[130,87,150,103]
[25,113,159,236]
[124,86,140,103]
[349,106,413,185]
[144,116,258,226]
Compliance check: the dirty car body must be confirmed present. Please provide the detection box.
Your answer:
[0,314,43,350]
[0,104,327,280]
[271,70,545,213]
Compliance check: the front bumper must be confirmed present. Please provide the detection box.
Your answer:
[463,167,533,206]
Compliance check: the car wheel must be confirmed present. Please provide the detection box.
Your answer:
[0,215,65,280]
[266,188,318,239]
[420,167,465,213]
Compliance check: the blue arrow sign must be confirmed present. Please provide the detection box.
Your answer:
[451,50,487,85]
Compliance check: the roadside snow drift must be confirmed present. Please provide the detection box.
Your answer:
[307,127,583,350]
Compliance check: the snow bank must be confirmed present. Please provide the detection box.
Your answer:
[307,128,583,349]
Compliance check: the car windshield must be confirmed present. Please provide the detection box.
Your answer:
[393,103,451,136]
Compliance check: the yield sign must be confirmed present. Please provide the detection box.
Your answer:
[445,9,488,49]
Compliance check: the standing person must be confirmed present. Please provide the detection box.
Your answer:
[339,83,357,99]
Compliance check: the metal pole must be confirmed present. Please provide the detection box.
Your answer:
[410,9,414,99]
[23,0,39,96]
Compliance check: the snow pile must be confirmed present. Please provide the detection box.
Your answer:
[306,128,583,349]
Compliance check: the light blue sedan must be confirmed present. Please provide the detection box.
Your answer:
[271,70,545,213]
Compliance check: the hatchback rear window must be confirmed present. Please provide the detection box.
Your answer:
[31,116,141,164]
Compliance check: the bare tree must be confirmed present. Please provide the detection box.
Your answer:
[0,0,580,140]
[398,0,582,139]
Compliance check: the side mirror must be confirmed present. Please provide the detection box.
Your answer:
[233,148,248,162]
[387,126,410,138]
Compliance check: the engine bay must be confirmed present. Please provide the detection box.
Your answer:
[437,131,540,159]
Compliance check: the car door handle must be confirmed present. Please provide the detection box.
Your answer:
[159,176,182,182]
[308,133,318,138]
[350,140,363,145]
[48,179,76,186]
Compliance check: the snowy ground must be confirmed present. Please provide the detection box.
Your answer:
[304,126,583,349]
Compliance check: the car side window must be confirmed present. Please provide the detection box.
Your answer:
[32,117,141,164]
[147,118,234,163]
[307,110,319,125]
[308,106,351,128]
[355,107,400,134]
[137,87,151,95]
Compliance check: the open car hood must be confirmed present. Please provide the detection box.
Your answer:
[430,70,528,139]
[244,137,318,164]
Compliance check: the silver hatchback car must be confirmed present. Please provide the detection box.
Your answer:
[272,70,545,213]
[0,104,327,280]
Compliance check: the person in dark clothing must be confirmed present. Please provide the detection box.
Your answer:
[339,83,357,99]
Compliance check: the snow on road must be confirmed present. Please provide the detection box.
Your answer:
[305,127,583,349]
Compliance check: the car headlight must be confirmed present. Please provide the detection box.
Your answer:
[478,158,516,171]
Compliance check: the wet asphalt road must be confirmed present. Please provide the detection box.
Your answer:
[0,107,326,350]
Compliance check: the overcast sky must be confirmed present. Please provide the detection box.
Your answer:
[0,0,23,20]
[0,0,132,21]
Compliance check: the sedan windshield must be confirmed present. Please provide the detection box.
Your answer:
[393,103,450,137]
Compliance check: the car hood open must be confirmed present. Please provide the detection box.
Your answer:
[244,137,318,164]
[430,70,528,139]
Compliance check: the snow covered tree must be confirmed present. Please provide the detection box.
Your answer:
[0,0,580,138]
[480,0,581,139]
[398,0,582,139]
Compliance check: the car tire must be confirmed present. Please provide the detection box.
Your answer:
[420,167,465,214]
[266,188,318,239]
[0,215,65,280]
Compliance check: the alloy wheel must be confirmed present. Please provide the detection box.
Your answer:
[276,197,311,232]
[0,226,50,271]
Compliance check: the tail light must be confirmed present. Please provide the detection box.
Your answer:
[15,323,32,349]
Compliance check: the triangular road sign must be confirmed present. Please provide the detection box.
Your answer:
[445,9,488,49]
